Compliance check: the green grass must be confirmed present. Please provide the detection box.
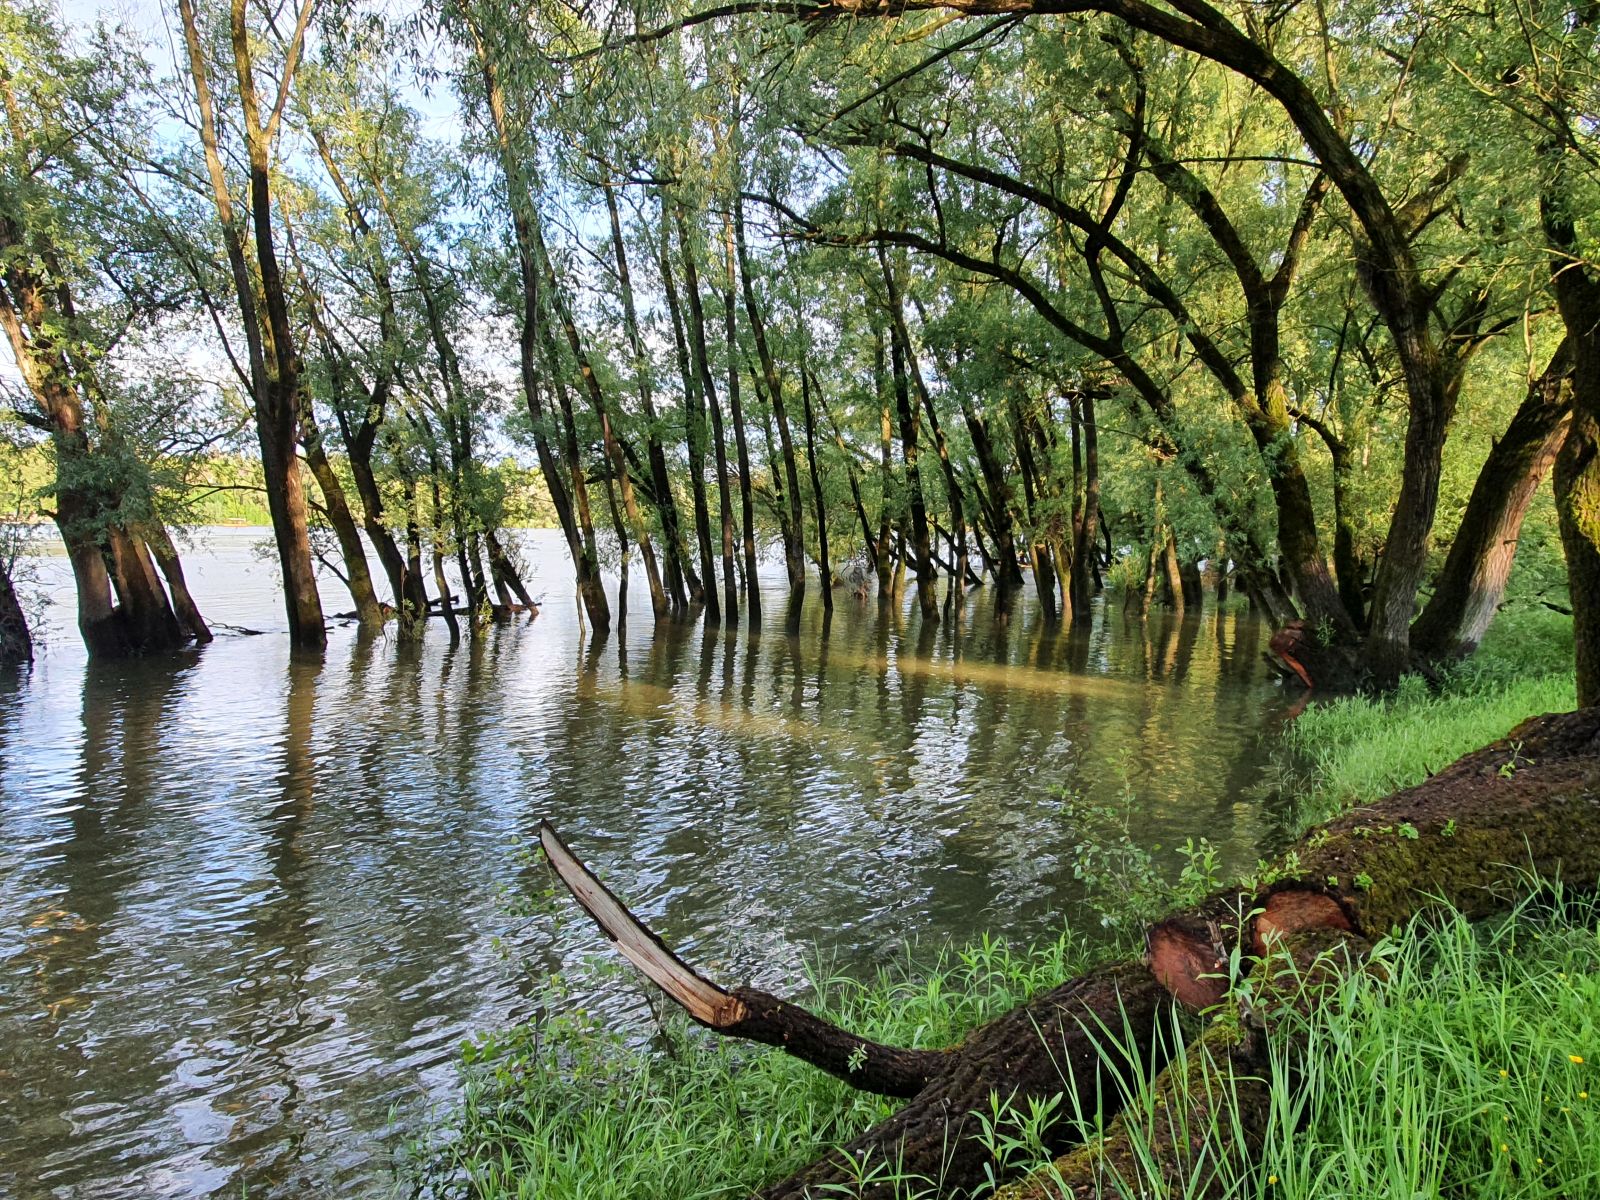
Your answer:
[1069,889,1600,1200]
[1286,607,1577,820]
[405,932,1102,1199]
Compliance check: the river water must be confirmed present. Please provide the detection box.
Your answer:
[0,529,1298,1198]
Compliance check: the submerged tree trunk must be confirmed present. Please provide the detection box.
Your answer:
[660,200,717,617]
[801,367,834,614]
[143,524,213,645]
[0,560,33,665]
[300,393,384,630]
[879,248,938,620]
[720,212,761,627]
[607,183,691,613]
[178,0,325,652]
[736,195,805,619]
[676,203,738,624]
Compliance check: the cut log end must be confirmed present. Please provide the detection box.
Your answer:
[1144,915,1228,1010]
[1255,888,1353,951]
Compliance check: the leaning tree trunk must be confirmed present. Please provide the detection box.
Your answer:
[1411,341,1572,659]
[142,523,213,644]
[541,705,1600,1200]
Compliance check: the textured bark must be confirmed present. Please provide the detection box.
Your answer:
[1543,137,1600,708]
[300,394,384,630]
[676,202,738,623]
[998,930,1369,1200]
[143,524,212,645]
[660,199,717,616]
[801,367,835,612]
[463,14,607,633]
[1069,391,1101,624]
[721,212,761,625]
[1412,342,1572,658]
[737,194,806,614]
[607,183,691,612]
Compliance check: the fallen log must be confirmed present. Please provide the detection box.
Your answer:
[995,928,1374,1200]
[538,706,1600,1199]
[1011,705,1600,1198]
[540,823,1173,1196]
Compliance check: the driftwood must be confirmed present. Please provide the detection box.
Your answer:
[540,706,1600,1198]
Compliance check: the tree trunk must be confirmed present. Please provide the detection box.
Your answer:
[1069,391,1101,624]
[1543,139,1600,708]
[1005,704,1600,1199]
[534,219,667,622]
[143,523,213,644]
[178,0,325,652]
[1162,529,1186,616]
[300,393,384,630]
[1411,341,1573,659]
[720,212,761,626]
[0,558,34,665]
[675,203,738,624]
[463,13,607,633]
[736,195,805,614]
[880,254,939,621]
[801,366,834,613]
[607,183,691,612]
[659,200,717,617]
[428,472,461,643]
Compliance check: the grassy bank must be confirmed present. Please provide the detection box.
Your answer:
[408,606,1593,1199]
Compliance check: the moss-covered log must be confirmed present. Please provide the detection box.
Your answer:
[540,708,1600,1199]
[995,930,1372,1200]
[1016,706,1600,1198]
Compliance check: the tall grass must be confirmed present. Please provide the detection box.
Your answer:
[1286,607,1576,820]
[1064,889,1600,1200]
[404,932,1100,1199]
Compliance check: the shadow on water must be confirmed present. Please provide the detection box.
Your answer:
[0,533,1300,1199]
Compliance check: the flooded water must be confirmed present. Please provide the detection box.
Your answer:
[0,529,1298,1198]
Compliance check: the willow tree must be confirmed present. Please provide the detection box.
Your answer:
[1,5,211,657]
[176,0,325,649]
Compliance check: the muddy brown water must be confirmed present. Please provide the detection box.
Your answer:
[0,529,1298,1198]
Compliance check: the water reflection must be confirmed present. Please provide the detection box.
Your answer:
[1,534,1297,1198]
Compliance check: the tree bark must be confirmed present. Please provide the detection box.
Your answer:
[676,202,739,623]
[1411,342,1573,658]
[659,198,717,616]
[1543,137,1600,708]
[299,391,384,630]
[142,523,212,645]
[880,250,939,620]
[736,194,805,615]
[607,183,691,612]
[801,366,835,612]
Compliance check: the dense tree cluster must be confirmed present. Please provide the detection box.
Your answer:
[1,0,1595,701]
